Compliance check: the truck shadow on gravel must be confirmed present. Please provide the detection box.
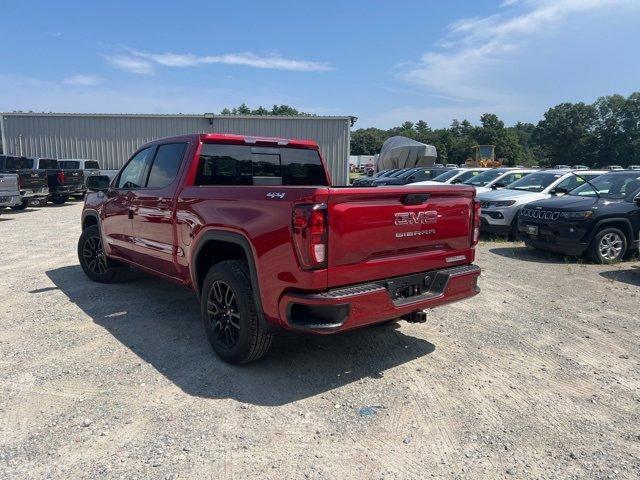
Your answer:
[46,265,435,406]
[489,246,584,264]
[599,266,640,287]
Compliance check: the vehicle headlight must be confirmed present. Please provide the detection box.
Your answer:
[560,210,593,219]
[489,200,516,207]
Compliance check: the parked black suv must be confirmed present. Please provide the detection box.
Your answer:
[518,171,640,263]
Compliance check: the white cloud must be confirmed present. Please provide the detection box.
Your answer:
[105,54,155,75]
[106,48,332,74]
[63,74,103,86]
[402,0,640,104]
[0,74,314,117]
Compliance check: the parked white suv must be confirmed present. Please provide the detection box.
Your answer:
[476,169,606,237]
[463,168,537,194]
[409,167,489,186]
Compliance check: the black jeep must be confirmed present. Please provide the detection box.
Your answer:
[518,171,640,263]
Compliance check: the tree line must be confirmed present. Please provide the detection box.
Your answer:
[351,93,640,167]
[222,92,640,168]
[220,103,314,117]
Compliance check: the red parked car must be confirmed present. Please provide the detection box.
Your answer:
[79,134,481,364]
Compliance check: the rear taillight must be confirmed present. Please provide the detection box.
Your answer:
[56,171,66,184]
[292,203,328,269]
[471,200,481,246]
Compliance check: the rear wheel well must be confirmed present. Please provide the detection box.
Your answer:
[195,240,248,292]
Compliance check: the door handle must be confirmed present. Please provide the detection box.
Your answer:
[157,198,172,210]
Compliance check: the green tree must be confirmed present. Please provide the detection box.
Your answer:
[271,104,300,116]
[251,106,270,115]
[594,94,628,166]
[350,128,387,155]
[533,102,597,167]
[236,103,251,115]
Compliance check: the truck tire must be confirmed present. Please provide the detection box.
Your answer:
[201,260,273,364]
[77,225,129,282]
[52,195,68,205]
[587,227,627,264]
[10,200,28,211]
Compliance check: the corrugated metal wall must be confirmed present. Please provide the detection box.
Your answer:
[0,113,351,185]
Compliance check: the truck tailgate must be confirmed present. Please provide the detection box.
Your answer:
[0,174,19,193]
[19,170,47,189]
[326,185,475,287]
[62,169,84,186]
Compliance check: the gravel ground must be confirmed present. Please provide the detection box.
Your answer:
[0,202,639,479]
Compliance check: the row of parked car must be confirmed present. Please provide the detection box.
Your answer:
[353,165,640,264]
[0,155,103,213]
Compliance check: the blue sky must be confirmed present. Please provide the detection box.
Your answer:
[1,0,639,128]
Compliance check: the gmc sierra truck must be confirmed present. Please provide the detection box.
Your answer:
[29,158,85,204]
[0,155,49,209]
[79,134,481,364]
[0,173,21,213]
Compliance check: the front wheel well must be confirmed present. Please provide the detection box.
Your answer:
[82,215,98,230]
[593,220,633,244]
[195,240,249,292]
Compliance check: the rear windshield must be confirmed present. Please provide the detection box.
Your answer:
[38,159,59,169]
[85,161,100,169]
[3,156,33,169]
[196,144,328,186]
[59,160,80,169]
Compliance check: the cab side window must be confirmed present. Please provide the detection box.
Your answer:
[146,143,187,189]
[117,148,152,189]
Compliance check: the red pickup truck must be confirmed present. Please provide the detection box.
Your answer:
[79,134,481,364]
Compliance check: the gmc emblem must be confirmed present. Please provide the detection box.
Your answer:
[394,210,438,226]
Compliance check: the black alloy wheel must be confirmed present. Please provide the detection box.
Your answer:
[82,235,107,275]
[206,280,241,349]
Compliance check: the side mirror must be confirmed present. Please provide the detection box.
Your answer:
[451,178,461,184]
[87,175,111,192]
[491,182,505,190]
[551,187,568,196]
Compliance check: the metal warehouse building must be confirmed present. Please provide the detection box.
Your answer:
[0,112,352,185]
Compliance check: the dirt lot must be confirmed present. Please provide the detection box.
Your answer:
[0,202,639,479]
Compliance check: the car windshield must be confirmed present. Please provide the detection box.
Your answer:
[507,172,563,192]
[455,170,484,183]
[463,169,506,187]
[388,169,409,178]
[85,161,100,169]
[569,172,640,199]
[431,169,461,182]
[59,160,80,169]
[395,168,420,179]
